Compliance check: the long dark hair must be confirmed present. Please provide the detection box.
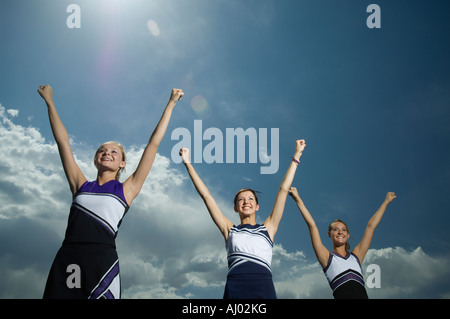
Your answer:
[328,219,351,252]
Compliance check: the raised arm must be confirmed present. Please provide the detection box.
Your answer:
[289,187,330,268]
[352,192,397,263]
[38,85,86,196]
[123,89,183,205]
[264,139,306,241]
[179,148,234,241]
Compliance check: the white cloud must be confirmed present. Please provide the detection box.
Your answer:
[272,245,331,298]
[0,104,230,298]
[273,245,450,299]
[1,105,450,299]
[363,246,450,298]
[0,105,68,224]
[6,109,19,117]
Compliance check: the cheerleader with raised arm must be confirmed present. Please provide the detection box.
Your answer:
[179,139,306,299]
[289,187,396,298]
[38,85,183,298]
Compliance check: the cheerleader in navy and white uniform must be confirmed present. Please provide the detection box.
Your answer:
[180,139,306,299]
[289,188,397,298]
[38,85,183,298]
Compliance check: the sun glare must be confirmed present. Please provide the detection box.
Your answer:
[147,20,161,37]
[190,95,209,116]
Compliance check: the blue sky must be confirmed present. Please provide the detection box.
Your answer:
[1,0,450,299]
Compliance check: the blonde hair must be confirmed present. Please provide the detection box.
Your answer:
[328,219,351,252]
[94,141,126,181]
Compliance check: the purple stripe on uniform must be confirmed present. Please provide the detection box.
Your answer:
[330,270,365,292]
[89,261,120,299]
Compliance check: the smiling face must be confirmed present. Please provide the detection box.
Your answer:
[233,189,260,217]
[94,141,126,180]
[328,220,350,250]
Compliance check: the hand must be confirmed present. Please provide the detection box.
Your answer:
[385,192,397,204]
[170,88,184,103]
[295,139,306,155]
[37,85,53,102]
[288,187,300,201]
[179,147,190,163]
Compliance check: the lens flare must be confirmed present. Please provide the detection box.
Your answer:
[190,95,209,115]
[147,20,160,37]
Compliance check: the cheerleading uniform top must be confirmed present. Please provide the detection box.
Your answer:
[226,224,273,276]
[43,180,129,299]
[323,251,368,299]
[223,223,276,299]
[64,180,129,247]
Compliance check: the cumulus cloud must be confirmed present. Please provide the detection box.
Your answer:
[0,103,231,298]
[116,154,232,298]
[6,109,19,117]
[1,104,450,299]
[274,245,450,299]
[363,247,450,299]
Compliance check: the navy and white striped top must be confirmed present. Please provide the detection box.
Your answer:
[324,252,365,293]
[226,224,273,275]
[64,180,129,247]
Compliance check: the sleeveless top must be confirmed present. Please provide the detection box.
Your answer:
[324,252,366,295]
[226,224,273,275]
[64,180,129,247]
[44,180,129,299]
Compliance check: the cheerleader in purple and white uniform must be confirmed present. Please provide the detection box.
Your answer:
[38,85,183,298]
[289,188,397,298]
